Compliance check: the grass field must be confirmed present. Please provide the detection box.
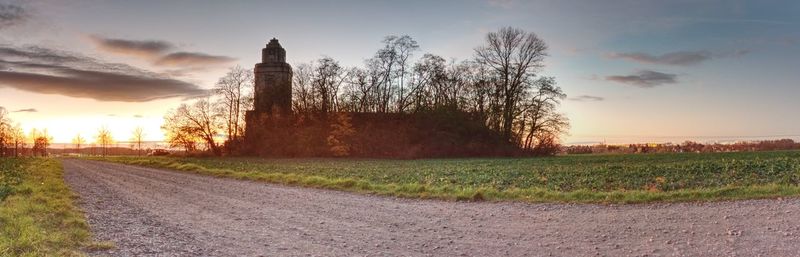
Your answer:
[0,158,94,256]
[94,150,800,203]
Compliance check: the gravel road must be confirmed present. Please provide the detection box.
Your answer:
[62,159,800,257]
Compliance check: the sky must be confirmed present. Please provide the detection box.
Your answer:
[0,0,798,145]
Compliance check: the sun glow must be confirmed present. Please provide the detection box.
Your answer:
[19,115,165,144]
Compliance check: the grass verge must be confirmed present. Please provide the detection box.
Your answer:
[88,152,800,204]
[0,158,91,256]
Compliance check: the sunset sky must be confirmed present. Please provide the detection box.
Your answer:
[1,0,798,145]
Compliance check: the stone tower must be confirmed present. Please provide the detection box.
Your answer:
[253,38,292,115]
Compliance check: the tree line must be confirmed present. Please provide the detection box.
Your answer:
[0,107,149,157]
[163,27,569,155]
[0,108,55,157]
[565,139,800,154]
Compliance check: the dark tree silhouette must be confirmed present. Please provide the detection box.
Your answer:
[474,27,549,141]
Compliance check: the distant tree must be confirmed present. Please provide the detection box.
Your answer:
[474,27,549,141]
[340,67,378,112]
[0,107,10,157]
[162,98,222,156]
[213,66,253,143]
[72,133,85,155]
[312,57,347,114]
[386,35,420,112]
[10,124,24,157]
[292,63,316,114]
[29,128,52,157]
[95,126,113,157]
[461,60,493,119]
[130,127,145,156]
[363,35,418,113]
[408,54,447,111]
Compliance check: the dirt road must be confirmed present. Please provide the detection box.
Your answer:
[62,159,800,256]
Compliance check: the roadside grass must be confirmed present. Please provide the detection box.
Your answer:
[0,158,92,256]
[0,159,22,202]
[89,150,800,204]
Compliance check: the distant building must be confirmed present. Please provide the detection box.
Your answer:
[244,39,292,145]
[252,38,292,116]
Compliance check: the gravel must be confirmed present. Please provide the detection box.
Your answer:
[63,159,800,256]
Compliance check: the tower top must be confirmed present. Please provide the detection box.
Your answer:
[262,38,286,63]
[267,38,281,47]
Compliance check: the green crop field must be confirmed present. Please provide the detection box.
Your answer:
[95,150,800,203]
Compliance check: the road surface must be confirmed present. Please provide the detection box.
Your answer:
[62,159,800,256]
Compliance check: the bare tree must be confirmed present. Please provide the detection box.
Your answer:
[370,40,397,113]
[72,133,85,155]
[213,66,253,143]
[409,54,447,111]
[130,127,145,156]
[95,126,113,157]
[461,60,493,118]
[0,107,10,157]
[313,57,348,114]
[474,27,548,141]
[517,77,569,151]
[9,124,24,157]
[292,63,316,114]
[389,35,420,112]
[341,67,377,112]
[162,98,222,156]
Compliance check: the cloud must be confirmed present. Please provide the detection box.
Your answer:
[569,95,605,102]
[0,69,207,102]
[607,51,712,66]
[13,108,36,112]
[89,35,174,58]
[154,52,236,67]
[607,49,750,66]
[605,70,677,88]
[90,35,236,70]
[0,45,207,102]
[0,3,26,29]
